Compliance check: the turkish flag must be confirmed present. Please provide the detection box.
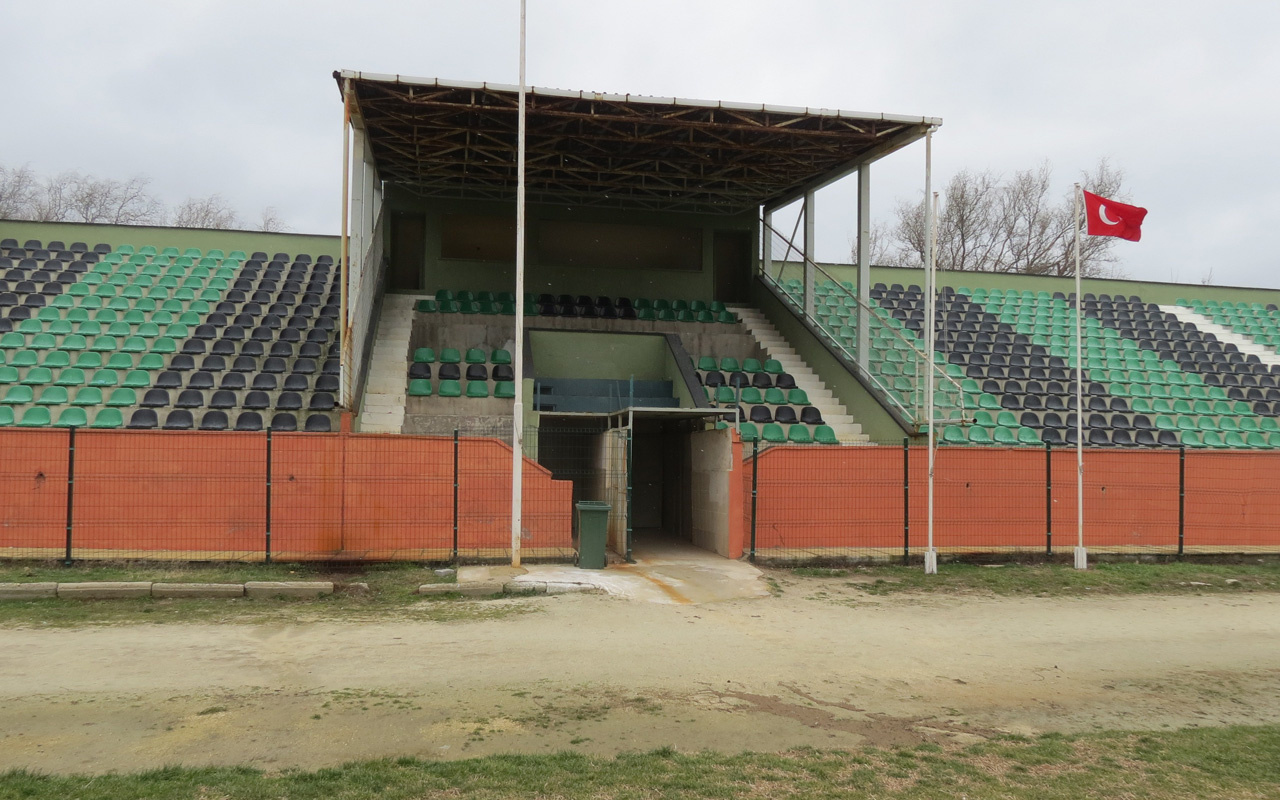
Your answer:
[1083,190,1147,242]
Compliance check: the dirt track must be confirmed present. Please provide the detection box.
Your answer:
[2,576,1279,774]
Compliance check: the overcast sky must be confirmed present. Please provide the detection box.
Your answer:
[5,1,1279,288]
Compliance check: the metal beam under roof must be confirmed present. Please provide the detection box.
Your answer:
[335,71,941,215]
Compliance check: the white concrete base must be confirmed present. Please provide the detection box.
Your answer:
[923,549,938,575]
[1074,546,1088,570]
[357,293,418,433]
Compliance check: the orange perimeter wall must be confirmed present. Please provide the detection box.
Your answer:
[0,429,573,557]
[748,445,1280,551]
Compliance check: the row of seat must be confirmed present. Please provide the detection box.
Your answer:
[697,370,798,390]
[724,421,839,445]
[704,386,812,407]
[408,379,514,399]
[0,405,333,431]
[412,347,511,365]
[410,362,514,382]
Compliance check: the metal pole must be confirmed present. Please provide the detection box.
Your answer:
[453,429,460,562]
[265,429,273,564]
[1178,445,1186,557]
[803,190,815,320]
[1073,183,1087,570]
[339,80,352,407]
[63,427,75,565]
[924,130,937,575]
[1045,441,1052,556]
[625,426,634,562]
[902,437,910,566]
[856,163,872,363]
[762,208,773,281]
[749,439,759,561]
[510,0,527,567]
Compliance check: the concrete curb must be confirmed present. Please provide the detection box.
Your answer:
[503,580,603,595]
[0,581,333,601]
[0,583,58,600]
[57,582,152,599]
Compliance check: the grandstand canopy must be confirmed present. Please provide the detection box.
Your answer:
[335,71,941,215]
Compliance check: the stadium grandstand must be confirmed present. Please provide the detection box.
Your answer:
[4,71,1280,564]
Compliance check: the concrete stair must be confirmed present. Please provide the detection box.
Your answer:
[356,293,417,433]
[726,305,869,444]
[1160,305,1280,369]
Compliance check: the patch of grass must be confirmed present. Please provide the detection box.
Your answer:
[0,560,529,628]
[1,725,1278,798]
[791,567,849,578]
[783,561,1280,597]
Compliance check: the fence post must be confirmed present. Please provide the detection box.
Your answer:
[749,439,758,562]
[1178,445,1186,558]
[902,437,910,566]
[458,430,463,560]
[1045,441,1052,556]
[625,427,634,563]
[265,429,273,564]
[64,426,76,566]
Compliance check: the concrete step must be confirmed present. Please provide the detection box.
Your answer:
[1161,304,1280,366]
[357,293,418,433]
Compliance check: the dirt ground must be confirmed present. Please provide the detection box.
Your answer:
[2,571,1279,774]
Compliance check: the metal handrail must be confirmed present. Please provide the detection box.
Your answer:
[760,221,966,429]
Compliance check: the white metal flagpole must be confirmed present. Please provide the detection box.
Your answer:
[1073,183,1087,570]
[924,129,938,575]
[511,0,527,567]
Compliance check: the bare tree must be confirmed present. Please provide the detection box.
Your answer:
[885,159,1128,278]
[0,164,38,219]
[256,206,289,233]
[171,194,240,229]
[848,221,897,266]
[65,173,165,225]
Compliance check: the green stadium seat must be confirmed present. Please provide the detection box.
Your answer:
[0,367,17,385]
[413,348,436,363]
[1223,431,1247,449]
[42,351,70,369]
[813,425,839,444]
[72,387,103,406]
[1246,432,1268,448]
[2,386,34,404]
[741,358,762,374]
[106,388,136,406]
[36,387,68,405]
[992,427,1017,445]
[942,426,967,444]
[123,371,150,388]
[761,423,786,443]
[787,425,812,444]
[1017,427,1042,445]
[968,427,993,444]
[696,310,715,323]
[11,351,37,368]
[17,407,51,427]
[438,380,462,398]
[491,349,512,365]
[54,407,87,427]
[466,381,489,398]
[787,388,809,406]
[440,348,461,364]
[657,309,677,322]
[763,388,786,405]
[715,387,736,405]
[438,300,460,313]
[22,367,52,385]
[763,359,784,375]
[494,381,516,399]
[636,308,656,321]
[415,299,438,313]
[0,407,11,426]
[740,387,763,405]
[89,369,119,387]
[697,356,717,371]
[738,422,759,442]
[1203,431,1228,449]
[407,379,432,397]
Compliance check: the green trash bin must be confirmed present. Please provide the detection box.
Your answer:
[576,501,611,569]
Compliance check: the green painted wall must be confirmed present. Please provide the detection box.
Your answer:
[775,260,1280,307]
[750,279,911,442]
[388,191,754,301]
[528,330,668,381]
[0,219,340,259]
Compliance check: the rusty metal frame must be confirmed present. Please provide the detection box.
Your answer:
[334,72,940,215]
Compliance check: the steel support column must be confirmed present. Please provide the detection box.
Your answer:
[856,163,871,363]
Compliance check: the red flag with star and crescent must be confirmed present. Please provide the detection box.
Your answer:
[1083,190,1147,242]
